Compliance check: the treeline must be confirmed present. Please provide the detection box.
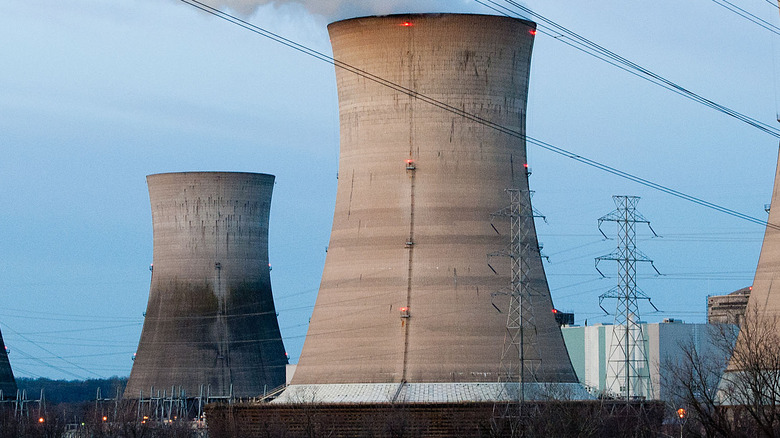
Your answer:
[16,376,127,404]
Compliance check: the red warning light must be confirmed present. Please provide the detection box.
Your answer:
[552,308,558,314]
[523,163,529,168]
[749,286,753,290]
[529,29,537,35]
[400,307,408,312]
[400,21,413,27]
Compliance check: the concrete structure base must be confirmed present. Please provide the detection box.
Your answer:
[272,382,592,404]
[206,400,663,438]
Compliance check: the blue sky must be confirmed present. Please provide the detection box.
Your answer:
[1,0,778,379]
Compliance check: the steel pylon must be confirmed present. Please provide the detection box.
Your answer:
[595,195,659,401]
[490,188,546,435]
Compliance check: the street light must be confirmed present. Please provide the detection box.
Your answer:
[677,408,687,438]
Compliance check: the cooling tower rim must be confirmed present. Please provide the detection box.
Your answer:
[147,171,275,180]
[328,13,536,30]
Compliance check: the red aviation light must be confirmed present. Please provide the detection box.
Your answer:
[529,29,537,36]
[552,308,558,314]
[400,21,413,27]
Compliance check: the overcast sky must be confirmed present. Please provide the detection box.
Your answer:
[1,0,778,380]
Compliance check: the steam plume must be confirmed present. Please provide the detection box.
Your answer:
[208,0,478,21]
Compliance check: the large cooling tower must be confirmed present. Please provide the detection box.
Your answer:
[0,328,16,398]
[125,172,287,399]
[283,14,578,402]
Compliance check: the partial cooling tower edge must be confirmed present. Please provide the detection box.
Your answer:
[0,328,16,399]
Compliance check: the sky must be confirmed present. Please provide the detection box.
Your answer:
[1,0,778,380]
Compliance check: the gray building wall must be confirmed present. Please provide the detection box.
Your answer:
[563,321,725,400]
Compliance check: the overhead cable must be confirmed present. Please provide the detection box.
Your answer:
[710,0,780,34]
[177,0,776,231]
[2,323,102,379]
[475,0,780,138]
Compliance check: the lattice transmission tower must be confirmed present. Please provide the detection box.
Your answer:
[595,195,659,400]
[489,188,545,435]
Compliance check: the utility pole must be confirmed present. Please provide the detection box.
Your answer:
[490,187,544,436]
[595,195,659,400]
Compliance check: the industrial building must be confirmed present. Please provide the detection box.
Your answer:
[561,320,725,400]
[125,172,287,399]
[0,328,16,398]
[275,13,581,404]
[707,286,751,324]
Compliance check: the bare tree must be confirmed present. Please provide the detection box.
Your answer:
[664,330,734,438]
[720,307,780,437]
[665,307,780,438]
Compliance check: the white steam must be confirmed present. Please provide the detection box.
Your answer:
[209,0,480,21]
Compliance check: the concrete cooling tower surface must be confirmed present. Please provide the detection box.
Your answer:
[125,172,287,399]
[285,14,578,401]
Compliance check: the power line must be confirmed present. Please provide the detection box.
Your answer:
[709,0,780,35]
[476,0,780,138]
[178,0,776,231]
[2,323,103,379]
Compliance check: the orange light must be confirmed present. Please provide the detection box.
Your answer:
[529,29,537,35]
[38,417,45,423]
[103,416,108,422]
[400,21,413,27]
[677,408,686,419]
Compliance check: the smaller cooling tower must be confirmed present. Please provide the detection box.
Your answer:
[125,172,287,399]
[0,328,16,398]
